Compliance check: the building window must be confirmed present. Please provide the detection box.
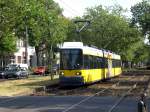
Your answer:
[10,55,15,64]
[17,56,21,64]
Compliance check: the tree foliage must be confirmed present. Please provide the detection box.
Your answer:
[131,0,150,38]
[131,0,150,65]
[67,5,142,61]
[14,0,68,65]
[1,0,149,65]
[0,0,69,65]
[0,0,17,54]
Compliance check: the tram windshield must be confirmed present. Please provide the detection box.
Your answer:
[60,49,83,70]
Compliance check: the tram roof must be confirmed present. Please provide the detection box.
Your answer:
[61,42,121,60]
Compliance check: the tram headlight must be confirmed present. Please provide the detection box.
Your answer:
[60,72,64,76]
[76,72,81,75]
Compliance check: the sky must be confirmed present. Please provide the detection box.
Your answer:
[53,0,142,18]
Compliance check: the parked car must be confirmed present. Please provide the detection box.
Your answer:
[0,67,29,79]
[7,63,28,69]
[0,67,5,79]
[33,66,48,75]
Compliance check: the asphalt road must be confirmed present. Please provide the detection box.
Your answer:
[0,96,149,112]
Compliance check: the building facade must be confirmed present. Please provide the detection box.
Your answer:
[0,39,37,68]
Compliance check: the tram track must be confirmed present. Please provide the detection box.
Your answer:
[107,84,137,112]
[61,80,121,112]
[107,75,148,112]
[34,73,149,97]
[59,72,150,112]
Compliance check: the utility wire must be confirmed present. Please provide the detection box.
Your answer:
[59,0,80,15]
[58,0,80,16]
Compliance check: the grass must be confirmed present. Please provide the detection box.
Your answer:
[0,75,59,97]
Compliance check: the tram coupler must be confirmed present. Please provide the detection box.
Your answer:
[138,93,148,112]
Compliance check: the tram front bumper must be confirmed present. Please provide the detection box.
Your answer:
[59,76,84,86]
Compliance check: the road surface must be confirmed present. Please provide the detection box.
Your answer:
[0,96,149,112]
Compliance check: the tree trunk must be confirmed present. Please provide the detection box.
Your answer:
[35,46,40,66]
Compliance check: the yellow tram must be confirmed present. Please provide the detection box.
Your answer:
[59,42,122,86]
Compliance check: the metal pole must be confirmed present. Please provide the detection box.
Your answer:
[25,25,28,65]
[50,44,54,80]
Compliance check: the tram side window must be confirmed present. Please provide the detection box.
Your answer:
[89,55,94,69]
[83,55,106,69]
[112,59,116,68]
[112,60,121,67]
[83,55,90,69]
[116,60,118,67]
[116,60,121,67]
[96,57,99,68]
[93,56,97,69]
[97,57,104,68]
[83,55,94,69]
[96,57,100,68]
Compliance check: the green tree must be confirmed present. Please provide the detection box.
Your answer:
[0,0,69,65]
[0,0,17,55]
[14,0,68,65]
[84,6,141,61]
[131,0,150,39]
[131,0,150,65]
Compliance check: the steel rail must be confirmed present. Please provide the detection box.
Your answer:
[108,84,137,112]
[107,75,147,112]
[62,81,120,112]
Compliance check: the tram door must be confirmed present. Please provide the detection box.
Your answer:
[107,58,112,78]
